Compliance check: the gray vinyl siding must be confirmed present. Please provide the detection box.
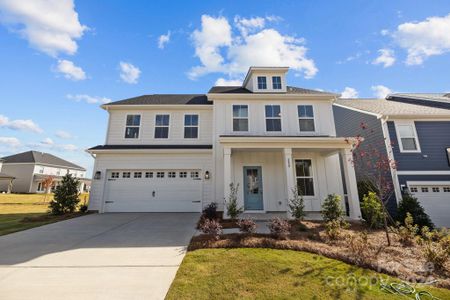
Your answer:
[0,164,35,193]
[333,105,397,215]
[387,121,450,171]
[398,175,450,186]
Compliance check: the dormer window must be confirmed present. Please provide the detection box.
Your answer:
[272,76,282,89]
[257,76,267,89]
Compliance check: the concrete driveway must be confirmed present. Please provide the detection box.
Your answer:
[0,213,199,300]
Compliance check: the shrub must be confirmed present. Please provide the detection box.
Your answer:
[357,179,378,202]
[49,174,80,215]
[268,217,291,239]
[288,187,305,220]
[200,219,223,240]
[226,183,243,220]
[79,204,88,213]
[395,213,419,246]
[237,218,257,234]
[360,192,384,229]
[397,194,434,229]
[202,202,217,220]
[324,220,347,241]
[321,194,345,223]
[347,231,371,263]
[418,227,450,272]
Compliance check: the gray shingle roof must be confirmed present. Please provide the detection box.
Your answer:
[105,94,211,106]
[1,151,85,170]
[335,99,450,117]
[208,85,335,95]
[387,93,450,104]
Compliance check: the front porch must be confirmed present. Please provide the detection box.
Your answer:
[219,136,361,220]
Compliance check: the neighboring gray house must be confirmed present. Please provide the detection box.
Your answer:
[387,93,450,110]
[0,159,15,193]
[334,99,450,227]
[0,151,91,193]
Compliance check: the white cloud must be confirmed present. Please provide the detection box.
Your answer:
[393,14,450,65]
[0,137,21,148]
[55,130,72,139]
[234,16,266,36]
[119,61,141,84]
[340,87,359,98]
[158,31,171,49]
[371,85,392,99]
[41,137,54,145]
[58,144,78,151]
[188,15,317,80]
[215,77,242,86]
[56,59,86,81]
[380,29,390,36]
[67,94,111,104]
[0,114,43,133]
[372,48,396,68]
[0,0,87,57]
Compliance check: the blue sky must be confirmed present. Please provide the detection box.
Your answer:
[0,0,449,176]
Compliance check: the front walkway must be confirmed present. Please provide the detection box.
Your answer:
[0,213,199,300]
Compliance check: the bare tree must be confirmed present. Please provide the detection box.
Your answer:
[41,176,54,202]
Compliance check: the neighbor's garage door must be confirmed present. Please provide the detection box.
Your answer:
[103,170,202,212]
[409,184,450,228]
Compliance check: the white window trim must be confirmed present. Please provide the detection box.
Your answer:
[183,113,200,139]
[293,157,317,198]
[232,104,250,133]
[297,104,316,134]
[264,104,283,133]
[154,113,171,139]
[257,76,267,90]
[124,114,142,139]
[394,121,421,153]
[272,76,282,90]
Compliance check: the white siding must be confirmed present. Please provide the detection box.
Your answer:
[89,152,213,212]
[106,108,213,145]
[33,165,85,178]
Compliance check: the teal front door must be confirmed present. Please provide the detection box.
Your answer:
[243,166,263,210]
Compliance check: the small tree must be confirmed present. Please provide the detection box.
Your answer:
[226,183,243,220]
[288,186,305,221]
[321,194,346,223]
[41,175,54,202]
[360,192,385,229]
[49,174,80,215]
[397,194,434,229]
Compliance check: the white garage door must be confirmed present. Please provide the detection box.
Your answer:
[409,184,450,228]
[104,170,202,212]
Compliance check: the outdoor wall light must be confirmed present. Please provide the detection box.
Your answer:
[94,171,101,180]
[204,171,210,180]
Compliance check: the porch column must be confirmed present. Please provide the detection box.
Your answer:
[223,147,232,219]
[340,149,361,219]
[283,148,295,218]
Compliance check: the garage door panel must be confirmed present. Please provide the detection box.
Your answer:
[104,170,202,212]
[409,184,450,228]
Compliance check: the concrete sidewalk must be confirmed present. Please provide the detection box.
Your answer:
[0,213,199,300]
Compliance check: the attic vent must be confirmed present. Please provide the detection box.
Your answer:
[444,93,450,98]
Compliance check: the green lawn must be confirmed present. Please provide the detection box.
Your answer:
[0,193,89,236]
[167,248,450,300]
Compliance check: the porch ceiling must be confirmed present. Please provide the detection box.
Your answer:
[219,135,356,150]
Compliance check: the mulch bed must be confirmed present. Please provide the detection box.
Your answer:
[191,220,450,289]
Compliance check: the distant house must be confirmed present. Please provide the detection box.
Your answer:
[334,99,450,227]
[0,151,91,193]
[387,93,450,110]
[0,159,15,193]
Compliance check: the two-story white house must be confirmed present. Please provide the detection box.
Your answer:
[87,67,361,219]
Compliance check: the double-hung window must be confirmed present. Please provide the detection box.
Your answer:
[184,114,199,139]
[265,105,282,132]
[125,115,140,139]
[298,105,315,132]
[257,76,267,89]
[395,122,420,152]
[295,159,315,196]
[233,105,248,132]
[155,114,170,139]
[272,76,282,89]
